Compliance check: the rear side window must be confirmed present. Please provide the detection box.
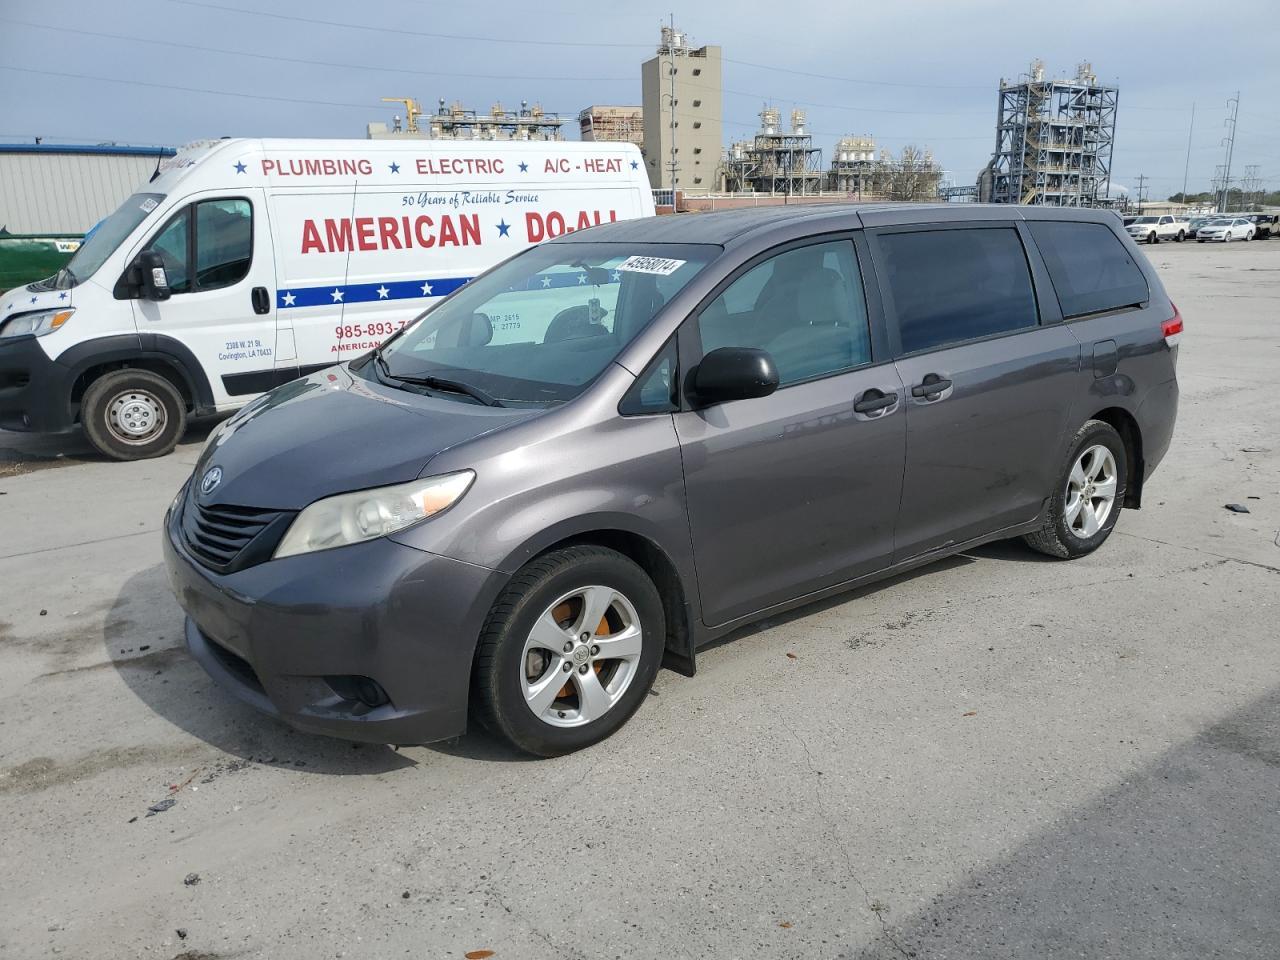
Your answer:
[1029,221,1148,319]
[878,227,1038,354]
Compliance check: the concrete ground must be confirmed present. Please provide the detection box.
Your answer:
[1,239,1277,960]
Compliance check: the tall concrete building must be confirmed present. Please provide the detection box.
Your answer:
[641,26,722,195]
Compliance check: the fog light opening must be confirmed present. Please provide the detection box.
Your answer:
[325,675,391,709]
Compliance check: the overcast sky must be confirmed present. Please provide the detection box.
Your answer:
[1,0,1277,198]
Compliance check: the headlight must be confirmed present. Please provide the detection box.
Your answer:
[0,307,74,339]
[273,471,474,559]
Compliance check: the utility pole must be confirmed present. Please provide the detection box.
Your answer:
[1135,173,1148,213]
[1219,93,1239,213]
[1180,102,1195,204]
[665,13,679,200]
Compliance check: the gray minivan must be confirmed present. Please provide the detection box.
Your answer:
[164,204,1181,756]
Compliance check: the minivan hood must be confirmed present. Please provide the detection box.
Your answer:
[193,365,540,511]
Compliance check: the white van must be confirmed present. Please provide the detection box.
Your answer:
[0,137,653,459]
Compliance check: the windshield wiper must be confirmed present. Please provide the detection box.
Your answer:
[372,348,503,407]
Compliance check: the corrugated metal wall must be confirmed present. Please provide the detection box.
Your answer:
[0,152,163,235]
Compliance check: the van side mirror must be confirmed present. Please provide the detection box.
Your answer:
[135,250,171,301]
[691,347,779,406]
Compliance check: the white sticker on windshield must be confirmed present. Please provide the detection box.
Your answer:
[140,198,159,213]
[617,255,687,276]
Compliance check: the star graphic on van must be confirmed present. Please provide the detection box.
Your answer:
[281,291,296,307]
[496,220,511,237]
[577,273,587,285]
[234,161,247,174]
[420,281,433,296]
[518,161,528,173]
[330,288,344,302]
[389,162,400,174]
[376,285,390,299]
[611,270,621,282]
[630,159,639,170]
[540,276,552,288]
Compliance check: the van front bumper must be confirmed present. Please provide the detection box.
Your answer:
[0,334,75,433]
[163,502,507,744]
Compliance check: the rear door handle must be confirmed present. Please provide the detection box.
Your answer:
[910,375,952,398]
[853,389,898,415]
[251,286,271,315]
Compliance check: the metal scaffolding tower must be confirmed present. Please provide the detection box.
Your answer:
[989,60,1118,207]
[724,108,825,196]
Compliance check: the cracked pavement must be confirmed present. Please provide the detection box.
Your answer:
[1,240,1278,959]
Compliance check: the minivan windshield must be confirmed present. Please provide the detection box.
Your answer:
[366,241,718,405]
[54,193,164,289]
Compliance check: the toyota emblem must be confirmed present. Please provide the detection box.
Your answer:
[200,466,223,496]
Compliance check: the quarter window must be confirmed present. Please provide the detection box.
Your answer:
[698,241,872,385]
[878,227,1038,354]
[143,198,252,295]
[1028,221,1149,319]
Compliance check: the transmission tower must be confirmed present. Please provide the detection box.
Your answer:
[1219,93,1239,212]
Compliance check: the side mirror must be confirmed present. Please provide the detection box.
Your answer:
[692,347,779,406]
[136,250,171,301]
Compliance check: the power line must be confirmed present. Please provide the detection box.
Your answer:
[167,0,650,49]
[0,18,637,84]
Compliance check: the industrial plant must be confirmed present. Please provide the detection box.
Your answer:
[367,98,566,141]
[979,60,1119,206]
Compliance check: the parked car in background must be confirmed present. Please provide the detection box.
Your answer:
[1196,217,1255,242]
[1242,213,1278,239]
[165,204,1181,756]
[1187,216,1218,239]
[1125,215,1188,243]
[0,137,655,460]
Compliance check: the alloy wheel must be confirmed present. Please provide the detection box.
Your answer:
[520,585,643,728]
[1064,444,1118,539]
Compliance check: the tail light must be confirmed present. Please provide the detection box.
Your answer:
[1162,303,1183,347]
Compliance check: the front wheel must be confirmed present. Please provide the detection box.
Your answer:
[1176,230,1185,242]
[471,546,665,757]
[1023,420,1127,559]
[1149,232,1158,244]
[81,368,188,461]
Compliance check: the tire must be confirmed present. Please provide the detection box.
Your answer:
[1176,230,1185,242]
[81,368,187,461]
[1198,238,1205,243]
[1148,232,1158,244]
[1224,231,1232,243]
[1023,420,1128,560]
[471,545,665,757]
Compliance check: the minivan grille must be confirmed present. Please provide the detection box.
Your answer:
[180,496,291,573]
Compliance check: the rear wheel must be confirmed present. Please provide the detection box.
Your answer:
[1024,420,1127,559]
[472,546,665,757]
[81,368,187,461]
[1176,230,1185,242]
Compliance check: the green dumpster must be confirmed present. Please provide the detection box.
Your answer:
[0,233,83,293]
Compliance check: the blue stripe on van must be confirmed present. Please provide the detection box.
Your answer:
[276,269,621,309]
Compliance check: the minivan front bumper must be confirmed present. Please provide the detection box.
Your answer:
[163,501,506,744]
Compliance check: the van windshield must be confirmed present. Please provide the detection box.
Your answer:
[366,241,718,405]
[55,193,165,289]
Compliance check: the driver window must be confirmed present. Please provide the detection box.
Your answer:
[698,240,871,385]
[146,208,191,294]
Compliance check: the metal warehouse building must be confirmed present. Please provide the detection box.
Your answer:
[0,143,175,235]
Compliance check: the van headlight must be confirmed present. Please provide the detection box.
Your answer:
[0,308,74,339]
[273,471,474,559]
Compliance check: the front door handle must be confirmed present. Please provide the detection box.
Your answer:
[251,286,271,315]
[853,389,898,415]
[910,374,952,399]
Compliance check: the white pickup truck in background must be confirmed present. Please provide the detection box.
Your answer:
[1125,214,1190,244]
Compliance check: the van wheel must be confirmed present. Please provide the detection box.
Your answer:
[472,546,664,757]
[82,369,187,461]
[1024,420,1127,560]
